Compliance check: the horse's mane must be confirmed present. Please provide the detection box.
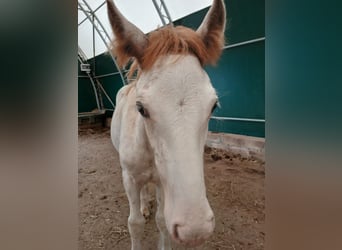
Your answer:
[113,25,224,81]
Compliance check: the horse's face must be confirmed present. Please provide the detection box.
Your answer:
[136,55,217,245]
[107,0,226,246]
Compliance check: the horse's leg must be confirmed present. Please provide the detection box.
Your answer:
[155,185,171,250]
[122,170,145,250]
[140,184,152,220]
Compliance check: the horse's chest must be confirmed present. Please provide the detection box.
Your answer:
[119,143,155,179]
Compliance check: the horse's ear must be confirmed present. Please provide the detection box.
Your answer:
[197,0,226,64]
[107,0,148,67]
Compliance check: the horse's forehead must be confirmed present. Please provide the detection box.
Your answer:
[138,55,212,94]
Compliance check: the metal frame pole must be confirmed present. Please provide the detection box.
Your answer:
[210,116,265,123]
[78,1,106,26]
[223,37,265,50]
[151,0,173,26]
[78,46,116,110]
[94,71,128,79]
[78,0,127,86]
[212,37,266,123]
[160,0,172,23]
[78,54,101,110]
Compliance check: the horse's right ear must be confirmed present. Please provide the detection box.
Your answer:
[107,0,148,67]
[196,0,226,64]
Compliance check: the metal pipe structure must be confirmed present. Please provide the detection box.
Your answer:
[223,37,265,50]
[78,46,116,110]
[78,7,91,13]
[78,17,88,27]
[211,37,265,123]
[78,1,106,26]
[92,14,96,71]
[97,82,116,109]
[78,53,101,110]
[78,0,126,86]
[152,0,173,26]
[210,116,265,123]
[93,71,128,79]
[93,1,107,13]
[160,0,173,24]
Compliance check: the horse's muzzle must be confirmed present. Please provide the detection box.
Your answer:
[170,212,215,247]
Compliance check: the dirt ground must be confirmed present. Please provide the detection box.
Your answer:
[79,128,265,250]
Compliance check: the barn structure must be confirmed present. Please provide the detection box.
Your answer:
[78,0,265,157]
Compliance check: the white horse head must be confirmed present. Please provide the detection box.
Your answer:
[107,0,226,247]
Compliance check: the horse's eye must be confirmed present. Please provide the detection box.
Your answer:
[136,102,149,118]
[211,102,218,113]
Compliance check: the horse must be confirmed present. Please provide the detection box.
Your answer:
[106,0,226,248]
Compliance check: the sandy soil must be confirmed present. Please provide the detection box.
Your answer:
[79,128,265,250]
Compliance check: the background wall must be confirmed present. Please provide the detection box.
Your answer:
[78,0,265,137]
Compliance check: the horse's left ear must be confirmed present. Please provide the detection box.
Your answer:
[197,0,226,64]
[107,0,148,67]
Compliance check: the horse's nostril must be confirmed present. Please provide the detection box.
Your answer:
[172,224,180,240]
[209,214,215,223]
